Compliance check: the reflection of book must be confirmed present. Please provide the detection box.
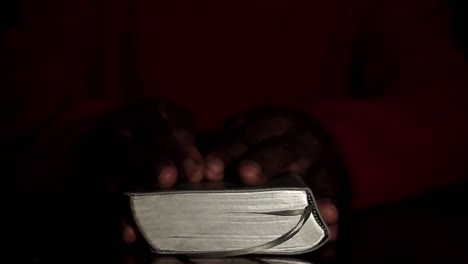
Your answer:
[152,257,314,264]
[127,174,329,257]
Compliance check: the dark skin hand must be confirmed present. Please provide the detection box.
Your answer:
[85,101,341,254]
[204,107,341,242]
[104,105,338,249]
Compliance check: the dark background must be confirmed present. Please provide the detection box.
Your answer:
[1,0,467,55]
[449,0,468,58]
[1,0,467,263]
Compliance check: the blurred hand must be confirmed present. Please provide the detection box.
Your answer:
[76,100,205,244]
[204,107,343,247]
[76,104,344,260]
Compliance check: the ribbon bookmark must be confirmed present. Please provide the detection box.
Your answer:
[184,205,313,258]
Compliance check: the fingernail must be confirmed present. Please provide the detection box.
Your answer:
[206,157,224,181]
[157,165,178,188]
[183,159,203,182]
[238,160,264,186]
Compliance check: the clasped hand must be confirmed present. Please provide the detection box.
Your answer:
[78,100,341,255]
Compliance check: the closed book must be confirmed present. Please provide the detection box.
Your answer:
[151,257,314,264]
[127,174,329,257]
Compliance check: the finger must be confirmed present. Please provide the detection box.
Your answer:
[122,222,137,244]
[205,156,225,181]
[154,161,178,188]
[305,168,340,205]
[286,157,313,174]
[125,153,177,190]
[237,136,310,186]
[179,145,205,183]
[317,200,339,225]
[162,127,204,183]
[240,113,298,146]
[328,224,339,242]
[205,110,304,181]
[237,160,264,186]
[205,139,249,181]
[120,150,178,191]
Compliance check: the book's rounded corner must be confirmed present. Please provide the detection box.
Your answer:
[128,196,163,253]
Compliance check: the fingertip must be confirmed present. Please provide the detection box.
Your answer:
[328,224,338,242]
[183,159,204,183]
[205,157,224,181]
[191,165,205,183]
[122,223,137,244]
[318,200,339,225]
[157,165,178,188]
[238,160,264,186]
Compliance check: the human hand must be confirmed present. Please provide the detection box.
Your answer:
[204,107,345,251]
[75,100,206,245]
